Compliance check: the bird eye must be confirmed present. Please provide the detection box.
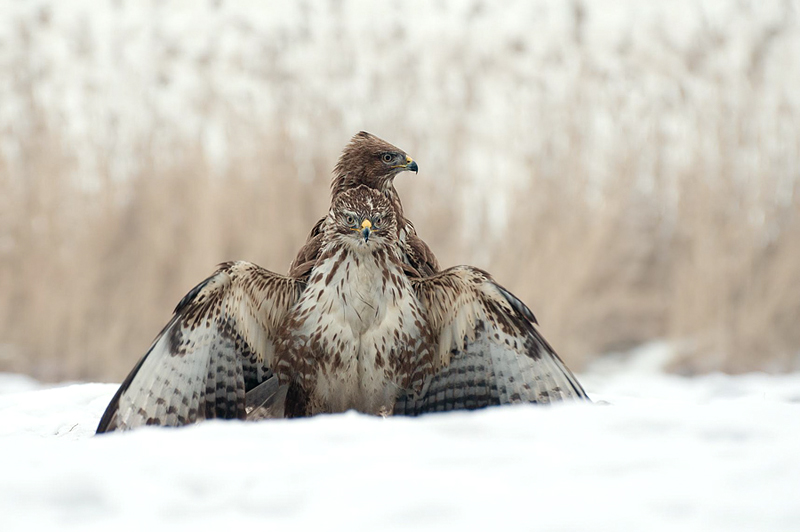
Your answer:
[373,215,382,227]
[382,153,393,163]
[345,215,356,226]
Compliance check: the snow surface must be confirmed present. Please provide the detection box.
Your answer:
[1,352,799,532]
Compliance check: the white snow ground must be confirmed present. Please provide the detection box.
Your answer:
[1,347,799,532]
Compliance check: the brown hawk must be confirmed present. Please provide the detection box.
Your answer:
[289,131,439,279]
[96,186,587,432]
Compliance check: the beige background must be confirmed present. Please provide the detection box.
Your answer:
[1,0,798,381]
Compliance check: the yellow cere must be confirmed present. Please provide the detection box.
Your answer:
[391,156,414,169]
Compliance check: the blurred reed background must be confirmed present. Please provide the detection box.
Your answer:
[0,0,798,382]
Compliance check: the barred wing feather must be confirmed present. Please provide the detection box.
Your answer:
[395,266,588,415]
[96,261,302,432]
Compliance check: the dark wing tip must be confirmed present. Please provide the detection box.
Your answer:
[173,262,235,314]
[495,284,538,325]
[96,347,153,434]
[174,276,213,314]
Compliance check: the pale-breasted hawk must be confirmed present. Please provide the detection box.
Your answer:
[97,185,587,432]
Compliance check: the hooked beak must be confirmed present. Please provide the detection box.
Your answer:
[392,155,418,173]
[360,219,372,242]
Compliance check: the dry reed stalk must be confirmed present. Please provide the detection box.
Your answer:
[1,2,798,381]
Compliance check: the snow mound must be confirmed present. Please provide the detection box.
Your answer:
[1,373,799,531]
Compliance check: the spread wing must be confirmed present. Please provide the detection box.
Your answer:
[395,266,589,415]
[289,216,438,279]
[96,261,303,432]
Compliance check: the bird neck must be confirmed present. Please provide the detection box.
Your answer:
[331,173,401,216]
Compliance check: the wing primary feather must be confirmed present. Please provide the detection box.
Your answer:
[96,261,301,433]
[494,284,538,326]
[96,347,152,433]
[397,265,589,415]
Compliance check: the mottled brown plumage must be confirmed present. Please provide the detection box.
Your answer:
[395,266,588,414]
[289,131,439,280]
[96,261,304,432]
[275,186,433,416]
[97,187,433,431]
[96,140,588,433]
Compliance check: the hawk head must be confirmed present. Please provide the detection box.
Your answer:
[331,131,418,198]
[324,185,398,251]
